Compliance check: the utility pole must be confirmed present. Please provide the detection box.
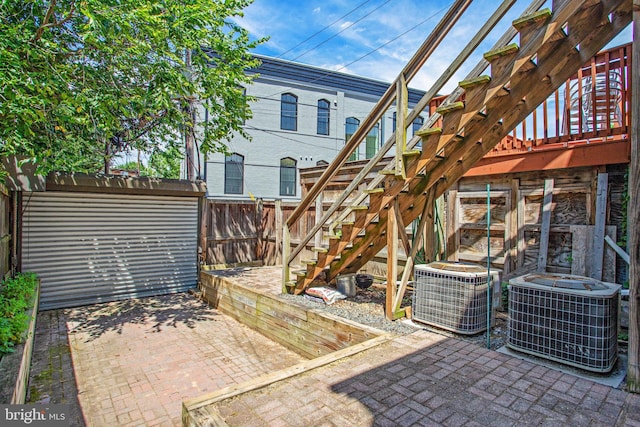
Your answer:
[185,48,197,182]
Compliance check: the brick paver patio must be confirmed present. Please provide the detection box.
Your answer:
[27,269,640,426]
[28,293,305,426]
[212,331,640,426]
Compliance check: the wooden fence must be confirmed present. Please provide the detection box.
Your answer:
[446,164,628,283]
[0,184,11,279]
[202,199,316,267]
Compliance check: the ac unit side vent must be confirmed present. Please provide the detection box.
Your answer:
[507,273,620,373]
[412,262,500,335]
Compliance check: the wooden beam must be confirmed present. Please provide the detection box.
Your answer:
[386,200,399,321]
[463,139,630,177]
[508,178,520,274]
[394,200,411,258]
[605,235,630,265]
[626,0,640,393]
[537,179,554,272]
[592,173,608,280]
[182,334,390,418]
[393,187,436,312]
[446,184,459,261]
[396,76,408,177]
[275,199,283,264]
[314,193,323,249]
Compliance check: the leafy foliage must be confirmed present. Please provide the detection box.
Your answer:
[0,272,38,355]
[0,0,262,174]
[113,144,182,179]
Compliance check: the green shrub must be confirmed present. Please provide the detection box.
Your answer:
[0,272,38,355]
[501,282,509,311]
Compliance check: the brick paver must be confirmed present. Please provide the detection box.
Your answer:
[213,330,640,426]
[28,293,305,426]
[26,267,640,426]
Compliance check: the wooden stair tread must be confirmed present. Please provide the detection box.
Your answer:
[435,101,464,115]
[292,0,631,289]
[459,75,491,90]
[483,43,519,62]
[512,8,552,30]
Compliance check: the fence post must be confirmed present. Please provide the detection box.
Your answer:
[275,199,282,264]
[314,193,323,248]
[282,224,291,293]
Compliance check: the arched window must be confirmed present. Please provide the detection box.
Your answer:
[412,116,424,134]
[317,99,330,135]
[224,153,244,194]
[281,93,297,131]
[280,157,297,196]
[413,116,424,149]
[345,117,360,161]
[365,123,380,159]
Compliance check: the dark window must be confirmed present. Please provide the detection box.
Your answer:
[224,153,244,194]
[345,117,360,161]
[413,116,424,149]
[280,157,297,196]
[317,99,330,135]
[412,116,424,134]
[365,124,379,159]
[392,112,397,133]
[281,93,297,131]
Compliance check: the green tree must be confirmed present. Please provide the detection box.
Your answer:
[147,144,182,179]
[0,0,262,174]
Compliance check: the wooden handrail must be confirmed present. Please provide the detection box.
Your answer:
[325,0,543,230]
[285,0,472,229]
[285,0,545,266]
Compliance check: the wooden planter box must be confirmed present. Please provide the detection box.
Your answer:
[0,281,40,404]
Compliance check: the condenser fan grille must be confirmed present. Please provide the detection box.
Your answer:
[507,273,620,373]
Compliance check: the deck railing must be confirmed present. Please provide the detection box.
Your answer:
[488,43,631,155]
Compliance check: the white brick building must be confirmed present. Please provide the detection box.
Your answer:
[203,55,426,200]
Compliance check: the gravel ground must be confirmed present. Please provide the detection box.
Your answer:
[278,284,509,350]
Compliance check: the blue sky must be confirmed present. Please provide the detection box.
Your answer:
[236,0,633,93]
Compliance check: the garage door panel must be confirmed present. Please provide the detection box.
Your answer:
[22,192,199,310]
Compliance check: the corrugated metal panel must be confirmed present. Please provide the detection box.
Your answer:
[22,192,198,310]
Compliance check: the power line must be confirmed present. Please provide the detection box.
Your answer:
[287,0,393,63]
[243,124,342,151]
[277,0,374,59]
[259,1,453,101]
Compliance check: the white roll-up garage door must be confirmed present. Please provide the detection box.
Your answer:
[22,191,199,310]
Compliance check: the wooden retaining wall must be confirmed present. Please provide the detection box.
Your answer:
[0,282,39,404]
[198,271,384,359]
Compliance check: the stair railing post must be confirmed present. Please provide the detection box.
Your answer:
[396,75,408,177]
[282,223,291,293]
[386,198,399,320]
[315,192,323,249]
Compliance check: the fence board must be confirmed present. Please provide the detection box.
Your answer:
[203,199,315,266]
[0,184,10,278]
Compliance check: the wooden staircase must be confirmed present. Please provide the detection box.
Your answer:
[283,0,633,313]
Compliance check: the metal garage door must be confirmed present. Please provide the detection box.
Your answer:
[22,191,199,310]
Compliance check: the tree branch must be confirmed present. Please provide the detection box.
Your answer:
[33,0,76,43]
